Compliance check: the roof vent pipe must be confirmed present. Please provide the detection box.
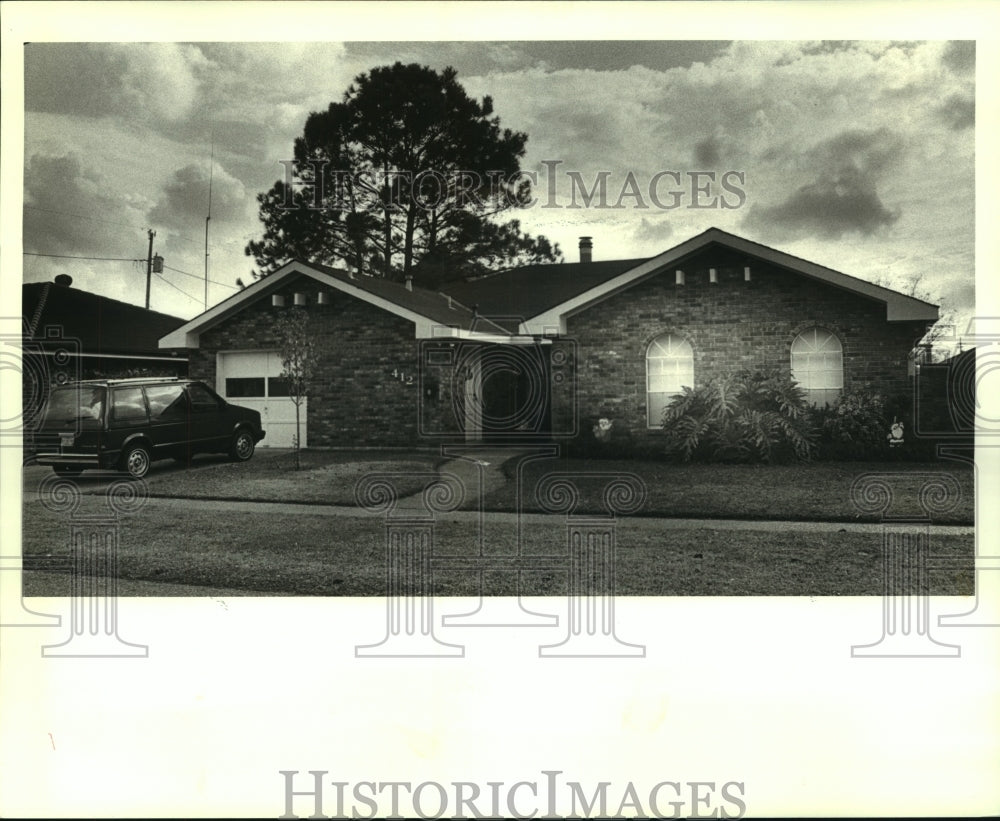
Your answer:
[405,274,413,292]
[579,236,593,263]
[54,274,73,287]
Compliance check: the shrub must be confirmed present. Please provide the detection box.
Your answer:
[662,370,817,463]
[814,389,888,460]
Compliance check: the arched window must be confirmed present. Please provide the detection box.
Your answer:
[791,327,843,406]
[646,334,694,428]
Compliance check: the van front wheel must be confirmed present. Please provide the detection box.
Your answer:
[229,429,255,462]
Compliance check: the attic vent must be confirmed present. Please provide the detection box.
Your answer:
[675,269,685,286]
[744,266,752,282]
[294,292,307,306]
[318,292,330,305]
[272,294,285,307]
[709,268,718,284]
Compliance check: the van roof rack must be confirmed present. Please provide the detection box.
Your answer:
[71,376,183,385]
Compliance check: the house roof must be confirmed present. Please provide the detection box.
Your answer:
[23,281,187,355]
[159,259,511,349]
[441,258,648,322]
[159,227,941,349]
[445,227,939,335]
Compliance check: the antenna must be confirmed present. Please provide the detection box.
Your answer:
[205,137,214,310]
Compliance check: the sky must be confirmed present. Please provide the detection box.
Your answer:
[18,38,977,337]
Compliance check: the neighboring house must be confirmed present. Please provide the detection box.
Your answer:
[22,275,188,423]
[159,227,939,450]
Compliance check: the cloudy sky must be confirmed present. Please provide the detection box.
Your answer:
[18,37,976,330]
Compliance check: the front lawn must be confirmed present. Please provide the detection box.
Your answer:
[483,458,975,524]
[22,498,974,596]
[141,448,445,505]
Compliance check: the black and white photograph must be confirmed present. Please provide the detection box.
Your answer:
[2,2,998,818]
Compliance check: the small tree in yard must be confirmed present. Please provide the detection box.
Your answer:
[276,308,317,470]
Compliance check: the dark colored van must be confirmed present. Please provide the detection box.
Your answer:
[31,377,266,479]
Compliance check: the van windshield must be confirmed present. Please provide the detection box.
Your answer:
[43,386,106,428]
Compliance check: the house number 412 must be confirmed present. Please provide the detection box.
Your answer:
[391,368,415,386]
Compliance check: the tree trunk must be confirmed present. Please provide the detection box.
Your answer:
[294,400,301,470]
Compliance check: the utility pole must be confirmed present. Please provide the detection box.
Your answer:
[145,229,156,309]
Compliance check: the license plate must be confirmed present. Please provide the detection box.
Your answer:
[60,433,75,447]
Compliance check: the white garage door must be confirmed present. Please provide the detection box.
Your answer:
[217,350,306,448]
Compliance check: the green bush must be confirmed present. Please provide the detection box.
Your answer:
[813,389,889,460]
[662,370,817,463]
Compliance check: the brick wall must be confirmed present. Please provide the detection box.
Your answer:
[191,276,425,447]
[558,247,929,453]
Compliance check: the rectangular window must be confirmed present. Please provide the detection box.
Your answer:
[111,387,148,422]
[267,377,291,397]
[145,384,188,420]
[225,377,265,398]
[187,384,222,413]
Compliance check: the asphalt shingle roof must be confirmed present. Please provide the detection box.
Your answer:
[23,282,187,353]
[439,258,649,321]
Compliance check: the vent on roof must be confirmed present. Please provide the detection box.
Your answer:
[579,236,593,263]
[405,274,413,292]
[54,274,73,287]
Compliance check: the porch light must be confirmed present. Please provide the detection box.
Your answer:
[675,269,685,285]
[709,268,718,284]
[744,266,752,281]
[318,292,330,305]
[272,294,285,307]
[294,292,307,306]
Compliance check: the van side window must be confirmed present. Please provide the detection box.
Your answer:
[187,384,221,413]
[145,384,188,420]
[111,387,148,422]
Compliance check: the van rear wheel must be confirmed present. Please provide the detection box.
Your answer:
[121,444,151,479]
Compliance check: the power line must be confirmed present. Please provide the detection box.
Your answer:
[24,252,143,262]
[153,271,202,304]
[162,263,238,290]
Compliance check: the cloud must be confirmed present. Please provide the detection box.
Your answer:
[149,162,249,235]
[631,217,674,250]
[941,41,975,74]
[23,153,150,257]
[742,127,905,241]
[693,136,721,167]
[25,43,211,123]
[742,166,900,241]
[937,93,975,130]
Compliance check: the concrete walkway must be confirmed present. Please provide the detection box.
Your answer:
[48,492,971,535]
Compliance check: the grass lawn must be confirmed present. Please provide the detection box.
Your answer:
[22,497,974,597]
[140,448,445,505]
[484,458,976,524]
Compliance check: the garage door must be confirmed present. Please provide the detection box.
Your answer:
[217,351,305,448]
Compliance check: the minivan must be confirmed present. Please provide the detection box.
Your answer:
[30,377,266,479]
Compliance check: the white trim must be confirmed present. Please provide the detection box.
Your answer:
[160,261,451,348]
[523,228,938,333]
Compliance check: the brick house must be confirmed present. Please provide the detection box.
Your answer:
[159,227,938,450]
